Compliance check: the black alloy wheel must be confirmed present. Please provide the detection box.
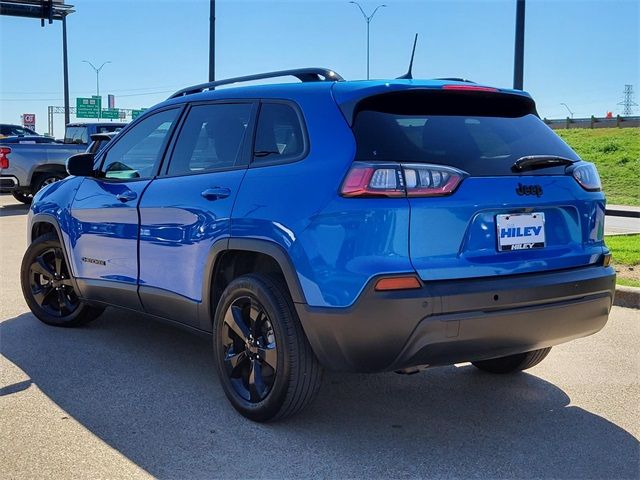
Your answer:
[21,233,104,327]
[28,246,78,317]
[213,274,322,422]
[221,296,278,403]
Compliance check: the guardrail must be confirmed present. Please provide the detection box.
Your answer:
[544,116,640,130]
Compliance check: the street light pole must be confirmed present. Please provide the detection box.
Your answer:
[561,102,574,119]
[82,60,110,119]
[82,60,111,97]
[349,1,387,80]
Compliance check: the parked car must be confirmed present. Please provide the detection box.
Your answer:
[0,124,40,138]
[0,122,125,203]
[21,68,616,422]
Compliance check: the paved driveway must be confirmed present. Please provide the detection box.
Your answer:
[1,195,638,479]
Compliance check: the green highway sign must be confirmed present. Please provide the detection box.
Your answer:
[101,108,119,119]
[76,97,102,118]
[131,108,147,120]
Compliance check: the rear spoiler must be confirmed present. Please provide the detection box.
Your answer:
[336,87,537,126]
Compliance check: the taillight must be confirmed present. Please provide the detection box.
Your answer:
[340,162,467,198]
[0,147,10,169]
[572,162,602,191]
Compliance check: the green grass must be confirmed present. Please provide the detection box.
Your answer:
[606,234,640,266]
[555,128,640,206]
[617,277,640,288]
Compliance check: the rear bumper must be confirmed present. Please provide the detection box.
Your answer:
[295,265,616,372]
[0,175,19,192]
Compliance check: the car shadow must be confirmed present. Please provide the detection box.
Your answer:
[0,201,29,217]
[1,310,637,479]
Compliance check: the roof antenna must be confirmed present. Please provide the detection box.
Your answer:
[397,34,418,79]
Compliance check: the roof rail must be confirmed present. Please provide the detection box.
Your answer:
[169,68,344,99]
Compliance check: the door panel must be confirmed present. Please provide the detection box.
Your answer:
[68,107,182,309]
[138,102,255,328]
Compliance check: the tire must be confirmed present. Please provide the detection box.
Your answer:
[11,190,32,204]
[213,273,323,422]
[34,173,64,193]
[472,347,552,374]
[20,232,104,327]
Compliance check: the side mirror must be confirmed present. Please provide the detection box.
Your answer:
[66,153,95,177]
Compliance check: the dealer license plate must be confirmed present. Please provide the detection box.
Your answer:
[496,213,546,252]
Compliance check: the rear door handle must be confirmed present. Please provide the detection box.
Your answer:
[116,190,137,202]
[201,187,231,201]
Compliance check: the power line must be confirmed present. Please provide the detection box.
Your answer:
[1,85,183,95]
[1,89,175,102]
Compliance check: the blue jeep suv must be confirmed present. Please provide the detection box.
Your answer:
[20,68,616,421]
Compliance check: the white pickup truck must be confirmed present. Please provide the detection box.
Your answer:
[0,122,125,203]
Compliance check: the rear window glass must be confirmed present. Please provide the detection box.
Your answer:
[64,126,87,144]
[353,93,579,176]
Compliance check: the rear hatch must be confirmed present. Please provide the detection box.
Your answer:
[341,85,606,281]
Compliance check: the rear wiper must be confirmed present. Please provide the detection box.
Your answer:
[512,155,576,172]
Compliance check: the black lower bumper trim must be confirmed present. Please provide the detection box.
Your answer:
[295,265,616,372]
[0,175,18,191]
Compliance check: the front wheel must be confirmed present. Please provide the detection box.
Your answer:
[213,274,322,422]
[472,347,552,374]
[20,233,104,327]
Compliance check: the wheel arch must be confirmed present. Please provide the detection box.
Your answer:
[28,164,68,187]
[29,214,82,294]
[200,238,307,330]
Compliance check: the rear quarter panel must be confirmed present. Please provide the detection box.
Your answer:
[231,91,414,308]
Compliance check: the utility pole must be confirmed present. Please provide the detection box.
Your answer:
[513,0,525,90]
[349,1,387,80]
[62,14,70,125]
[209,0,215,83]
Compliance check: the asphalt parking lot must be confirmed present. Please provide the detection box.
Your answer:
[1,194,638,479]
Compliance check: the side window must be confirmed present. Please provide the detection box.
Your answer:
[101,109,179,180]
[167,103,252,176]
[253,103,305,164]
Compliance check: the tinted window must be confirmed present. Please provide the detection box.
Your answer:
[253,103,304,163]
[101,109,179,180]
[353,112,579,176]
[167,103,251,176]
[64,126,88,144]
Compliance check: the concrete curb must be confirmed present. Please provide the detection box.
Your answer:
[607,208,640,219]
[614,285,640,309]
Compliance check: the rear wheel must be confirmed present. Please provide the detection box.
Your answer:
[35,173,64,193]
[11,190,32,204]
[20,233,104,327]
[472,347,552,374]
[213,274,322,422]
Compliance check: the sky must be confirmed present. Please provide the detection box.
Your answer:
[1,0,638,137]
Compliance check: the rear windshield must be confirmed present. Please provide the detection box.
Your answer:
[353,93,579,176]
